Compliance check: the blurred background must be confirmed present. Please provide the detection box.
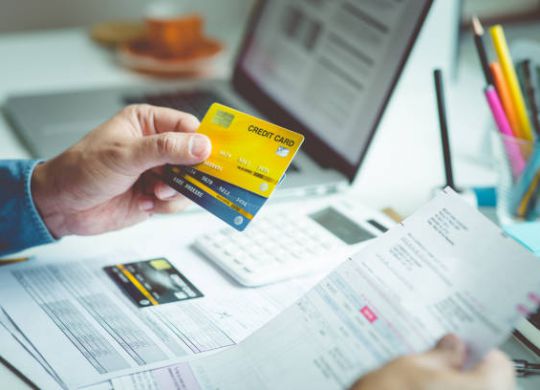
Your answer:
[0,0,539,34]
[0,0,256,34]
[1,0,540,212]
[464,0,540,21]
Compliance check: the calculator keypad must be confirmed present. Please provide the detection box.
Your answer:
[195,212,345,285]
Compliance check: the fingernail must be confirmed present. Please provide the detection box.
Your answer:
[159,186,177,200]
[438,334,460,351]
[139,199,154,211]
[189,134,211,158]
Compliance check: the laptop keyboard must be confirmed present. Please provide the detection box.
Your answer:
[124,90,228,119]
[124,89,299,173]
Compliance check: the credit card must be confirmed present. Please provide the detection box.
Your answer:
[172,166,267,216]
[187,103,303,198]
[164,166,263,230]
[165,103,303,231]
[104,258,203,308]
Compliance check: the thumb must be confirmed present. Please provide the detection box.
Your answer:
[422,334,467,370]
[462,350,515,389]
[133,132,212,171]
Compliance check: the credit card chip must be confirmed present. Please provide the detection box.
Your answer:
[212,110,235,128]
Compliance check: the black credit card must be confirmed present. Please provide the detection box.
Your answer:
[104,258,203,308]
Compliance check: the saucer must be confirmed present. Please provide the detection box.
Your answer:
[118,37,224,76]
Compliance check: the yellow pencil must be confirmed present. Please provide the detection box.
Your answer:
[0,256,32,265]
[490,25,535,141]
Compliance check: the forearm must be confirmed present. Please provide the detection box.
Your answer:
[0,160,55,256]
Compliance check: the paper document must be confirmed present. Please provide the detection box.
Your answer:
[111,189,540,390]
[0,194,357,389]
[0,322,61,389]
[0,246,328,389]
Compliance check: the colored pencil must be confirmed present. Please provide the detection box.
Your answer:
[484,85,526,177]
[490,25,535,141]
[524,171,540,220]
[0,256,32,265]
[517,171,540,218]
[491,62,520,137]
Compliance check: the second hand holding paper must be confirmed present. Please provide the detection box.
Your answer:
[165,103,304,231]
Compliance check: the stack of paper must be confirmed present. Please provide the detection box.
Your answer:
[0,208,337,389]
[1,189,540,389]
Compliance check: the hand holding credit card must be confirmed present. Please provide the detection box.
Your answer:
[164,103,304,231]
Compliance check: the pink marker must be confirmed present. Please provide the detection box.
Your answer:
[528,292,540,305]
[517,303,530,316]
[485,85,526,177]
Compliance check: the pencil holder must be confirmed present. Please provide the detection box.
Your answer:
[494,132,540,224]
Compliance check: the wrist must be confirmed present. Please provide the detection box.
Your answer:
[31,162,69,238]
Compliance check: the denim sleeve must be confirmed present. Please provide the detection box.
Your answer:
[0,160,55,256]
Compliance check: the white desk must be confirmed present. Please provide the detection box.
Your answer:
[1,22,540,389]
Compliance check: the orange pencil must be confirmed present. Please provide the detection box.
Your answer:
[490,62,520,137]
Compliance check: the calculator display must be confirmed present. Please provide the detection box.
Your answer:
[309,207,375,245]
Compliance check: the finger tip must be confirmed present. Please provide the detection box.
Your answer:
[436,334,466,358]
[155,183,178,200]
[184,114,201,132]
[438,333,461,347]
[152,198,189,214]
[485,349,512,367]
[139,198,155,212]
[189,134,212,160]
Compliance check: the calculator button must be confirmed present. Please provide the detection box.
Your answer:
[193,208,382,286]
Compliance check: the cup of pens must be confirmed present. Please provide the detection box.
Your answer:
[471,17,540,224]
[494,134,540,224]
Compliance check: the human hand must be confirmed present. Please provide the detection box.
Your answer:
[31,104,211,238]
[351,334,515,390]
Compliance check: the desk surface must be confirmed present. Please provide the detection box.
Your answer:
[1,21,540,389]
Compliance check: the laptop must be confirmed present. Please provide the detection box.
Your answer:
[4,0,433,197]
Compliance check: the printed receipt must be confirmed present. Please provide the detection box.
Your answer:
[112,189,540,390]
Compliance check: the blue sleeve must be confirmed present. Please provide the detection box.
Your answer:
[0,160,55,256]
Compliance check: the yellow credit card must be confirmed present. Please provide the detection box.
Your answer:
[193,103,304,197]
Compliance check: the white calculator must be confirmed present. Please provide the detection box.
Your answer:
[194,197,395,286]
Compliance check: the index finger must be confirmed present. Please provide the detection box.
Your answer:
[124,104,201,136]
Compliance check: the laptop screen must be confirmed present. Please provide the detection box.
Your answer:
[233,0,432,180]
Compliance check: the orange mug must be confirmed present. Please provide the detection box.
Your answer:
[146,14,204,57]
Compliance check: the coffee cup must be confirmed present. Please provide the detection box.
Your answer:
[146,14,204,57]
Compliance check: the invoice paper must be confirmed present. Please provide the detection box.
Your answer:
[0,213,337,389]
[112,189,540,390]
[0,192,362,389]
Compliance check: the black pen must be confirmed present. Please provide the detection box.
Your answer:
[514,359,540,377]
[434,69,456,191]
[471,16,494,86]
[521,60,540,136]
[0,356,39,389]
